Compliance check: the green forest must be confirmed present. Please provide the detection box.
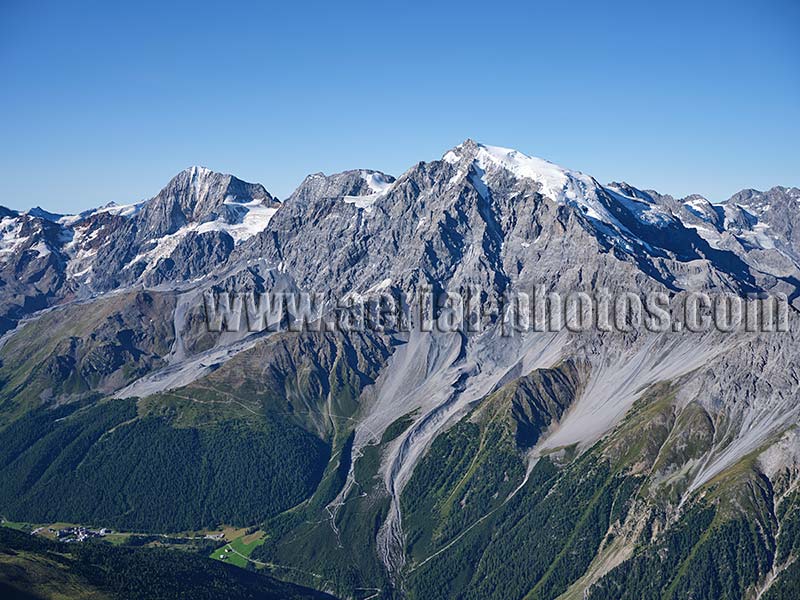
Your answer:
[0,399,329,532]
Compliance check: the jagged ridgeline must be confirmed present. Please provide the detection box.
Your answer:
[1,141,799,599]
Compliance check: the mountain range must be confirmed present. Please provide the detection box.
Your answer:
[1,140,799,600]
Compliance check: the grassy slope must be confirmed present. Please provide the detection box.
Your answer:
[0,291,175,420]
[209,530,266,569]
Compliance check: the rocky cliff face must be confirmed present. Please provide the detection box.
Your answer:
[1,141,799,599]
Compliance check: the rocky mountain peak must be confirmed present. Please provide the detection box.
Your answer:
[27,206,64,222]
[726,186,800,210]
[2,143,798,325]
[0,206,19,219]
[159,167,273,214]
[129,167,275,243]
[607,182,656,203]
[286,169,395,207]
[441,141,605,209]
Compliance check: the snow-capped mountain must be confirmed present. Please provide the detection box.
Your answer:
[2,142,797,333]
[0,141,799,599]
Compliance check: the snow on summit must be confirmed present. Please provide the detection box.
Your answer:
[474,143,598,204]
[447,141,631,231]
[343,170,395,213]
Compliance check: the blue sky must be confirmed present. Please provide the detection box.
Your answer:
[1,0,798,213]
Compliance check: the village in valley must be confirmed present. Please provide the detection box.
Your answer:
[2,517,266,570]
[34,525,113,543]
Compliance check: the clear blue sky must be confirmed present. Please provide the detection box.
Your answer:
[1,0,798,213]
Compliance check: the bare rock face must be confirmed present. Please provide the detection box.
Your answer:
[287,169,395,207]
[1,141,799,599]
[0,211,73,333]
[134,166,274,240]
[727,186,800,258]
[0,167,281,329]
